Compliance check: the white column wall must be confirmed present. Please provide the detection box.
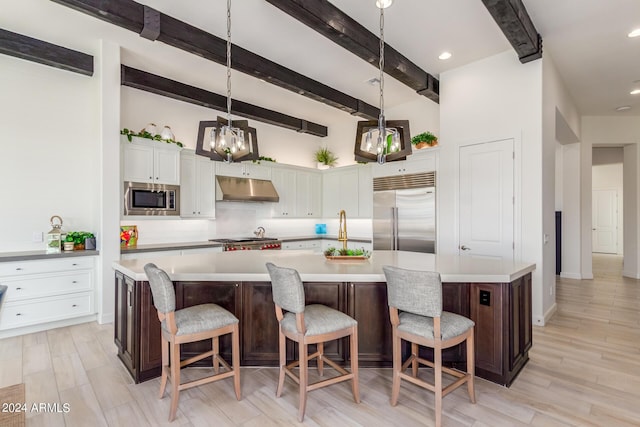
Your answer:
[623,144,640,278]
[439,50,547,324]
[560,143,582,279]
[97,41,121,324]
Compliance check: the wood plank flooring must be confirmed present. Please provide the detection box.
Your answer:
[1,253,639,426]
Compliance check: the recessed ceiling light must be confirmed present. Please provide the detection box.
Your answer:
[628,28,640,38]
[615,105,632,112]
[438,51,452,60]
[631,89,640,95]
[376,0,393,9]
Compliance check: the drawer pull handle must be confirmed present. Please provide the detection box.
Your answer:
[72,263,78,266]
[72,304,78,307]
[72,281,78,283]
[16,268,23,271]
[15,287,22,290]
[16,313,22,316]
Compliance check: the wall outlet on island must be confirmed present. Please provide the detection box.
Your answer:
[32,231,43,243]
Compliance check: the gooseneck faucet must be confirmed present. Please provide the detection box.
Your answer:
[338,210,348,250]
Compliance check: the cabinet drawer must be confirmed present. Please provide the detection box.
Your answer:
[2,271,93,302]
[0,257,94,277]
[0,293,94,330]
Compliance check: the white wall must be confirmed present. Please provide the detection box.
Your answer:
[623,144,640,278]
[0,55,100,252]
[592,148,623,254]
[582,116,640,145]
[439,50,550,323]
[560,143,582,279]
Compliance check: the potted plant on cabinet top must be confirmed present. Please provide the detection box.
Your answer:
[314,147,338,169]
[411,131,438,149]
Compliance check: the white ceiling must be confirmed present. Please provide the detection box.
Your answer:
[3,0,640,120]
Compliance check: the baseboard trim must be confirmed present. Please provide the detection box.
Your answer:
[99,313,114,324]
[622,270,640,279]
[560,272,581,279]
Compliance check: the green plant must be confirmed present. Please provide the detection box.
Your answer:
[411,131,438,146]
[64,231,94,248]
[252,156,277,164]
[314,147,338,166]
[323,246,370,258]
[120,128,184,148]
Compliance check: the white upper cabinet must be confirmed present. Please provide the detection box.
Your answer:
[271,167,297,217]
[295,170,322,217]
[216,162,271,180]
[358,164,373,218]
[180,150,215,218]
[371,150,437,178]
[122,137,181,185]
[322,166,359,218]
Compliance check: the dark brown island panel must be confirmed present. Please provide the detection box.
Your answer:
[114,272,531,386]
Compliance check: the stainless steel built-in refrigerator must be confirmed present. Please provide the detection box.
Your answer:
[373,172,436,253]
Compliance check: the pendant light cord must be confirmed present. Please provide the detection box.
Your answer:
[226,0,232,125]
[378,6,385,127]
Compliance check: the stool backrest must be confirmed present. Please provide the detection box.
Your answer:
[383,266,442,318]
[265,262,305,313]
[144,263,176,314]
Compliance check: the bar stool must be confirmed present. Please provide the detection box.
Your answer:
[265,262,360,422]
[143,263,241,422]
[383,266,476,427]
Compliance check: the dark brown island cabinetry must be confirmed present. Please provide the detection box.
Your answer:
[114,272,531,386]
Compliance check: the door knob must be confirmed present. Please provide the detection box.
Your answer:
[460,245,471,251]
[592,228,596,231]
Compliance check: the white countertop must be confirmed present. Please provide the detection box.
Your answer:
[113,250,535,283]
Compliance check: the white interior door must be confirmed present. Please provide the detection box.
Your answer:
[459,139,514,259]
[592,189,617,254]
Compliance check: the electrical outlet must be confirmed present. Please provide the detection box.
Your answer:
[32,231,43,243]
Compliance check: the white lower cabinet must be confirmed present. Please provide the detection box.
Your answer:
[0,257,96,335]
[282,240,322,252]
[120,247,222,260]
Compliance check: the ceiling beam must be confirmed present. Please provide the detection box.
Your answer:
[121,65,328,137]
[265,0,439,103]
[50,0,380,120]
[0,28,93,75]
[481,0,542,63]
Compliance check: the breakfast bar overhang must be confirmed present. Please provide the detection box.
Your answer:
[113,250,535,387]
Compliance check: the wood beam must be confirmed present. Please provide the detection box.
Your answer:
[0,28,93,75]
[121,65,328,137]
[264,0,439,103]
[481,0,542,63]
[50,0,379,119]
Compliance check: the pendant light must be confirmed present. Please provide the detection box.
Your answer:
[210,0,246,163]
[353,0,411,164]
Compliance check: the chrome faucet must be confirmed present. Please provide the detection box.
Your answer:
[254,226,266,239]
[338,210,348,250]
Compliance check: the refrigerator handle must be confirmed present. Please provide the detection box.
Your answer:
[392,207,399,250]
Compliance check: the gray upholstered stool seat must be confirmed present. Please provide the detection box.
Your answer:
[143,263,241,422]
[398,311,475,340]
[266,262,360,422]
[281,304,357,336]
[383,265,476,427]
[164,304,239,336]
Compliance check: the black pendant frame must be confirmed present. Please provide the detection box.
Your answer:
[354,120,412,163]
[196,117,259,162]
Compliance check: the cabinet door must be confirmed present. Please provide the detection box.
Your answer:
[347,282,392,366]
[509,274,532,371]
[138,281,162,380]
[470,282,504,377]
[271,168,297,217]
[323,168,359,218]
[176,281,241,363]
[154,148,180,185]
[114,272,136,376]
[295,171,322,217]
[302,282,346,362]
[358,165,373,218]
[123,143,154,183]
[196,156,215,218]
[180,153,198,217]
[242,282,281,365]
[243,163,271,180]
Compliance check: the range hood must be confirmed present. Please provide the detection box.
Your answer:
[215,175,280,202]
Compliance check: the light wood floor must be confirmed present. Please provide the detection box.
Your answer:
[1,253,639,426]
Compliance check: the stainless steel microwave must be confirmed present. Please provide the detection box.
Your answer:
[124,182,180,216]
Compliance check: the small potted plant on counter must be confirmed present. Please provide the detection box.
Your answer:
[64,231,95,250]
[411,131,438,149]
[314,147,338,169]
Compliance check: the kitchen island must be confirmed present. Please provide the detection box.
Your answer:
[113,250,535,386]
